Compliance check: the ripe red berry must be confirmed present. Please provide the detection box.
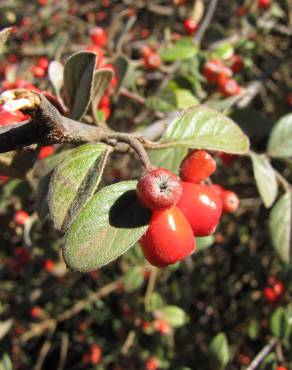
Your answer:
[177,182,222,236]
[183,19,198,34]
[153,319,173,335]
[140,207,195,267]
[263,287,277,303]
[43,258,55,272]
[231,55,244,73]
[219,78,241,97]
[137,168,182,210]
[33,65,46,78]
[204,60,223,84]
[89,344,101,365]
[276,366,288,370]
[0,108,28,126]
[14,210,30,225]
[38,145,55,160]
[37,57,49,70]
[30,306,42,319]
[221,190,239,213]
[146,356,159,370]
[99,105,111,120]
[180,150,216,183]
[90,27,107,47]
[257,0,270,8]
[143,52,161,69]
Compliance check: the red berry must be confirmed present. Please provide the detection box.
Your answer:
[38,145,55,160]
[257,0,270,8]
[177,182,222,236]
[89,344,101,365]
[219,78,241,97]
[231,55,244,73]
[276,366,288,370]
[180,150,216,183]
[137,168,182,210]
[273,281,285,297]
[221,190,239,213]
[98,94,110,108]
[143,52,161,69]
[236,6,248,17]
[0,107,28,126]
[183,19,198,34]
[14,210,30,225]
[37,57,49,70]
[30,306,42,319]
[153,319,173,335]
[146,356,159,370]
[141,46,153,58]
[43,259,55,272]
[140,207,195,267]
[99,105,111,120]
[90,27,107,47]
[204,60,223,84]
[287,93,292,107]
[263,287,277,303]
[216,152,237,166]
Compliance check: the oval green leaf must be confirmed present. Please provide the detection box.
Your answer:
[49,143,110,232]
[267,113,292,158]
[63,51,97,120]
[63,181,150,272]
[159,106,250,154]
[208,333,230,370]
[250,153,278,208]
[270,308,291,340]
[269,192,292,264]
[157,305,188,328]
[148,147,187,174]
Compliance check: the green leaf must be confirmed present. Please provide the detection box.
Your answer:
[161,39,198,62]
[158,106,250,154]
[212,42,234,60]
[123,267,144,292]
[250,153,278,208]
[157,305,188,328]
[208,333,230,370]
[259,353,277,370]
[247,319,260,340]
[148,148,187,174]
[270,308,291,340]
[63,181,150,272]
[175,89,199,109]
[196,236,215,252]
[63,51,97,120]
[145,292,164,313]
[0,28,12,53]
[92,68,113,106]
[114,55,130,91]
[49,143,110,232]
[269,192,292,264]
[48,60,64,96]
[0,353,13,370]
[267,114,292,158]
[146,90,177,113]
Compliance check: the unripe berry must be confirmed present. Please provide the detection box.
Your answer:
[140,207,195,267]
[183,19,198,34]
[137,168,182,210]
[221,190,239,213]
[180,150,216,183]
[177,182,222,236]
[90,27,107,47]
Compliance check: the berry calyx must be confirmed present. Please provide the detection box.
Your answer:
[183,19,198,34]
[177,182,222,236]
[221,190,240,213]
[180,150,216,183]
[136,168,182,210]
[140,207,195,267]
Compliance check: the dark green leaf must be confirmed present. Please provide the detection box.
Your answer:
[270,308,291,340]
[91,68,113,123]
[157,305,188,328]
[247,319,260,340]
[63,51,96,120]
[63,181,150,272]
[48,60,64,96]
[267,114,292,158]
[114,55,130,91]
[49,143,110,232]
[158,106,250,154]
[269,192,292,264]
[208,333,230,370]
[146,90,177,113]
[250,153,278,208]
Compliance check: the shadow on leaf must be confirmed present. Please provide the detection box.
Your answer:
[109,190,151,229]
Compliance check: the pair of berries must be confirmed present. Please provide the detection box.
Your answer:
[33,57,49,78]
[263,276,285,303]
[137,151,231,267]
[141,46,161,70]
[204,59,242,97]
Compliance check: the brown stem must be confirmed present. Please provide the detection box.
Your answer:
[246,338,278,370]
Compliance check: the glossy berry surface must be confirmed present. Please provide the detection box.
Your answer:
[177,182,222,236]
[180,150,216,183]
[140,207,195,267]
[222,190,239,213]
[183,19,198,34]
[90,27,107,47]
[219,78,241,96]
[137,168,182,210]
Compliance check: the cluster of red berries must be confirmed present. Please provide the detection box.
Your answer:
[137,150,239,267]
[204,56,244,97]
[263,276,285,303]
[141,45,161,70]
[86,26,118,120]
[32,57,49,78]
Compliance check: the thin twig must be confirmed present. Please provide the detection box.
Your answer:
[144,266,158,306]
[121,330,136,355]
[246,338,278,370]
[57,333,69,370]
[193,0,219,45]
